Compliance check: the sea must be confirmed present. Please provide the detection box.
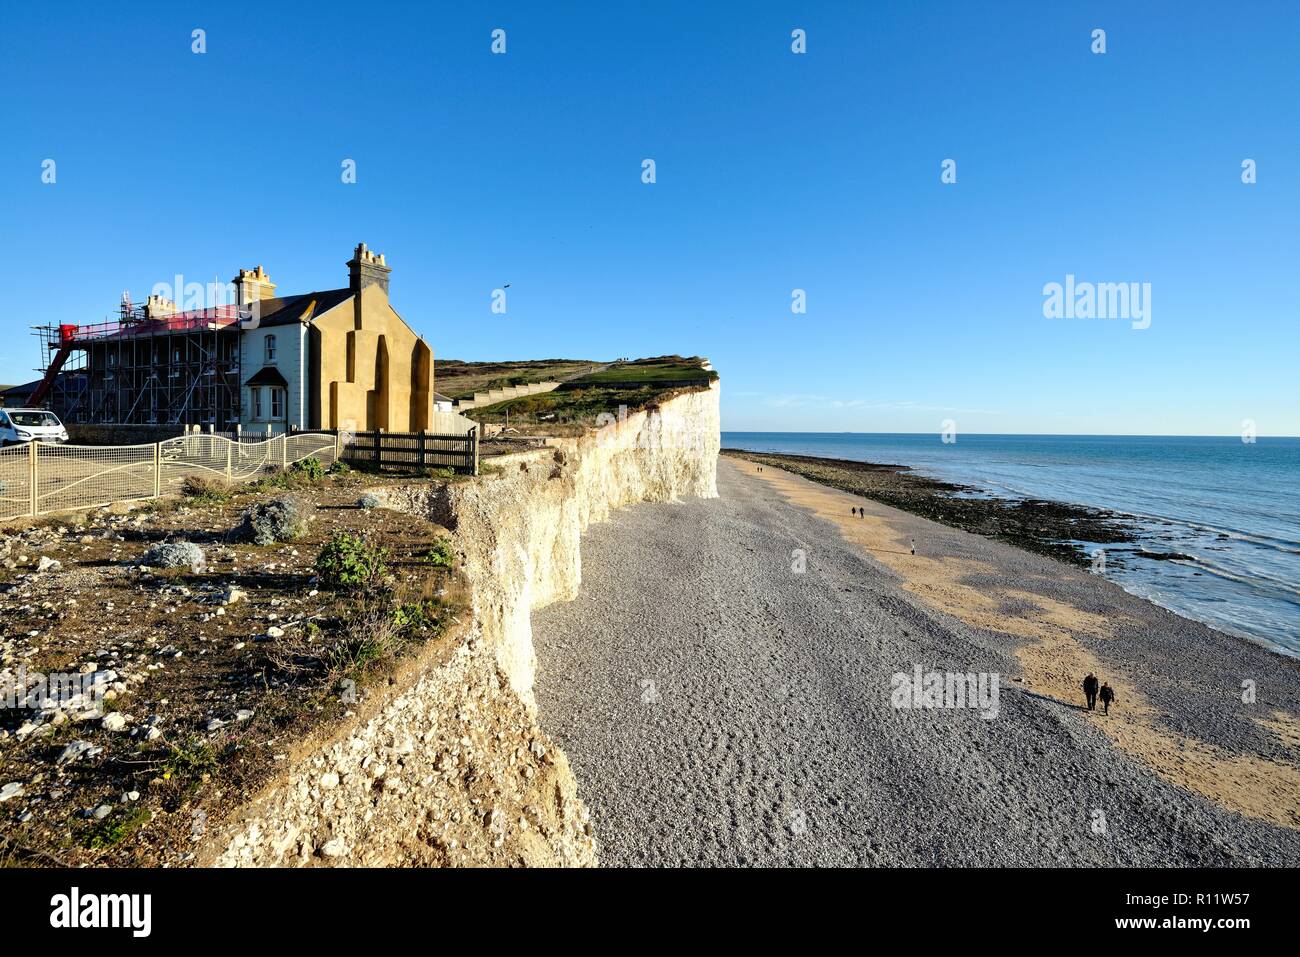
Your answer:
[722,432,1300,657]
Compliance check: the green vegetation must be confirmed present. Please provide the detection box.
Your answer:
[467,356,715,429]
[181,474,232,504]
[162,739,218,785]
[81,806,152,849]
[291,456,326,481]
[388,596,448,633]
[471,385,656,425]
[567,355,715,387]
[435,358,599,399]
[316,531,388,589]
[423,537,454,568]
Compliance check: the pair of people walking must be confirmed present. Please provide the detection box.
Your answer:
[1082,673,1115,713]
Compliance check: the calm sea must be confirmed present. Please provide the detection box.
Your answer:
[723,432,1300,656]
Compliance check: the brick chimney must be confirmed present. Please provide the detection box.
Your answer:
[347,243,391,295]
[145,294,177,319]
[231,265,277,306]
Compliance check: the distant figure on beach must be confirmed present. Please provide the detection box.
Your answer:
[910,538,915,555]
[1082,673,1099,710]
[851,506,857,516]
[1099,682,1115,714]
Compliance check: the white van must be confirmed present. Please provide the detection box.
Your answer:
[0,408,70,446]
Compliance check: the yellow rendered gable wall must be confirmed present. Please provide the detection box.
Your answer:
[308,284,433,432]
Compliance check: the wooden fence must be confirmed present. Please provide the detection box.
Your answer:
[338,428,478,475]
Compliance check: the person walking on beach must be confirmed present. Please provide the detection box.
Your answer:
[1082,673,1099,710]
[1099,682,1115,714]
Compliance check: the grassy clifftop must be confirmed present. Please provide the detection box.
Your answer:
[465,355,716,432]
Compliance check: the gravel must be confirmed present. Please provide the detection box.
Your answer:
[533,459,1300,866]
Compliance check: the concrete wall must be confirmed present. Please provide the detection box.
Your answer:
[309,286,433,433]
[456,380,561,411]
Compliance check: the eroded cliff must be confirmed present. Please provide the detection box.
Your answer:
[205,382,720,866]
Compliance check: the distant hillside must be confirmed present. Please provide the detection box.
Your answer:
[465,355,716,432]
[435,359,604,399]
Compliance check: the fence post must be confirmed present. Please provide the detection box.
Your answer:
[418,431,426,469]
[281,433,288,470]
[470,426,478,476]
[374,429,383,468]
[153,442,162,499]
[28,440,38,517]
[226,441,233,482]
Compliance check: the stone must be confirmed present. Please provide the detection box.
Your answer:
[57,740,103,765]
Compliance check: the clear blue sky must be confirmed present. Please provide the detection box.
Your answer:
[1,1,1296,435]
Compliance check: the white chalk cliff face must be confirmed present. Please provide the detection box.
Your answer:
[208,383,720,866]
[450,382,721,701]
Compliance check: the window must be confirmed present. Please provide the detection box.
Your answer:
[271,388,284,419]
[252,387,263,419]
[265,335,276,363]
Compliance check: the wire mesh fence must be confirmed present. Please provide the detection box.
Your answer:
[0,432,341,521]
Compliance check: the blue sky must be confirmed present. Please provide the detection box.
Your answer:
[1,1,1296,435]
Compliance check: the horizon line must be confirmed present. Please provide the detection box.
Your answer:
[721,430,1300,440]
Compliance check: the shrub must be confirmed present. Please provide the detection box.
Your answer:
[182,475,231,504]
[140,541,206,572]
[357,492,383,509]
[389,597,447,634]
[237,494,309,545]
[329,460,352,476]
[316,532,386,590]
[424,537,454,568]
[291,457,325,481]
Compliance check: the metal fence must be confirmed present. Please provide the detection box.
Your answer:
[0,432,340,521]
[339,428,478,474]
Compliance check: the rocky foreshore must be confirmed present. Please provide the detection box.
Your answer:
[723,449,1137,567]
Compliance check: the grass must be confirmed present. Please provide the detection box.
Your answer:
[435,358,602,399]
[465,356,715,428]
[81,806,153,850]
[470,385,662,426]
[181,474,233,505]
[565,355,715,386]
[161,739,218,787]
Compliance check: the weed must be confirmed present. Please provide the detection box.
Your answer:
[82,806,152,850]
[316,532,387,590]
[423,537,454,568]
[159,739,218,795]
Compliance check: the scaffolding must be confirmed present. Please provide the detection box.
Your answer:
[32,301,244,429]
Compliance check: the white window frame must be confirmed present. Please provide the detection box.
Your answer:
[252,387,263,419]
[270,387,284,419]
[265,335,277,363]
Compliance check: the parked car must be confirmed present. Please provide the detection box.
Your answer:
[0,408,69,446]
